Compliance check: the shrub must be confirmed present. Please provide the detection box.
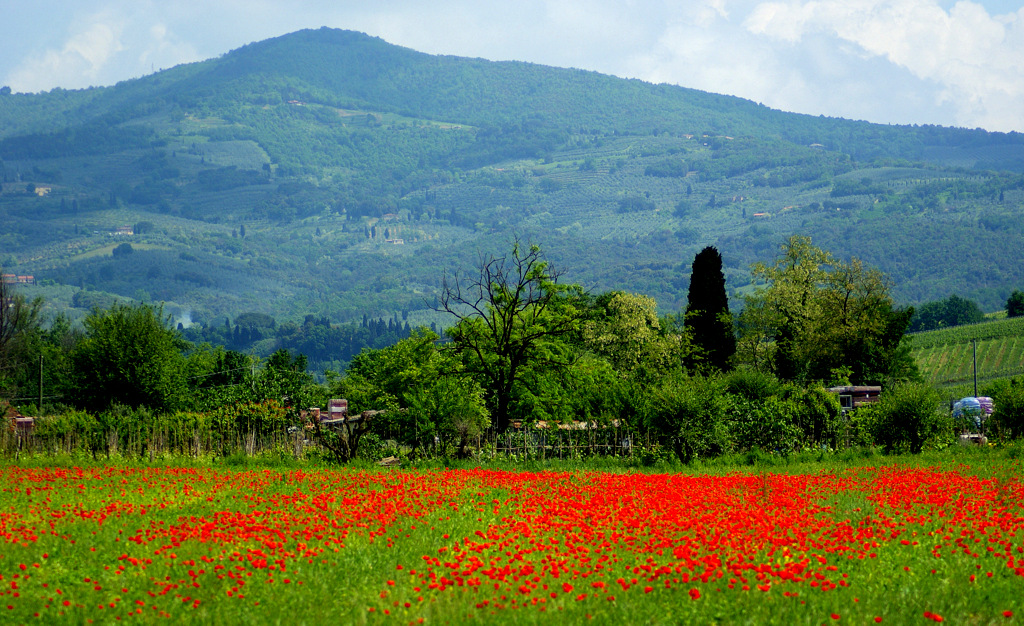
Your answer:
[781,384,843,449]
[986,377,1024,439]
[729,396,801,454]
[723,368,781,402]
[32,409,100,453]
[644,373,731,463]
[867,382,949,453]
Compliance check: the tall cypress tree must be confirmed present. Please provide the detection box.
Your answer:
[685,246,736,371]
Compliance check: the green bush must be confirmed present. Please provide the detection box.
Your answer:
[845,411,879,449]
[32,409,100,453]
[782,384,843,449]
[644,373,731,463]
[729,396,801,454]
[985,377,1024,439]
[719,376,840,453]
[866,382,950,453]
[723,368,782,402]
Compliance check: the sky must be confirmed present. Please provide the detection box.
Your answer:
[2,0,1023,133]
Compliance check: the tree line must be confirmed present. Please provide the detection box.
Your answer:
[181,311,415,374]
[4,236,1024,463]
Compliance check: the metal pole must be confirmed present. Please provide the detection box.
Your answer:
[973,339,978,397]
[38,355,43,416]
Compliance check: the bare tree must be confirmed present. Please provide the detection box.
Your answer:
[437,241,581,432]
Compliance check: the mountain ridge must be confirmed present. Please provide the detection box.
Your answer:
[1,27,1023,339]
[5,28,1023,165]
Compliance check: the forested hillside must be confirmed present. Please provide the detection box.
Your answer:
[2,27,1023,335]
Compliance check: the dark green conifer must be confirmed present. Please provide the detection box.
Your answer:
[685,246,735,371]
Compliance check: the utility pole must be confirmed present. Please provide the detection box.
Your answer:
[38,355,43,416]
[973,339,978,397]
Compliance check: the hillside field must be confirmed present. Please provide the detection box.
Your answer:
[910,316,1024,386]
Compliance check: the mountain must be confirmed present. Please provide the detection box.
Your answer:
[2,27,1023,335]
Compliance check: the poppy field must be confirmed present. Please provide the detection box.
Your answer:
[0,462,1022,624]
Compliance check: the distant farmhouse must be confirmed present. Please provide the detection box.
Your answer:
[1,274,33,285]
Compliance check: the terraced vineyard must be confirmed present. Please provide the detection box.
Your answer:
[910,317,1024,385]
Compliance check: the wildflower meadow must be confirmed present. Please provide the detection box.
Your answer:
[0,461,1022,624]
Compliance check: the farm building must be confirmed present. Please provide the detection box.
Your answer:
[828,385,882,414]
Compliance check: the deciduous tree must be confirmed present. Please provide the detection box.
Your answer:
[909,294,984,331]
[439,241,582,432]
[737,236,917,384]
[71,303,188,412]
[338,329,488,456]
[1007,290,1024,318]
[583,291,688,377]
[0,273,42,399]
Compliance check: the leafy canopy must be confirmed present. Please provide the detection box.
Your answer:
[71,303,188,413]
[1006,290,1024,318]
[338,328,488,455]
[440,241,582,432]
[738,235,917,385]
[0,274,43,399]
[909,294,985,332]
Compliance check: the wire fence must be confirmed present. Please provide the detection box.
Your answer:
[0,422,305,460]
[1,413,657,462]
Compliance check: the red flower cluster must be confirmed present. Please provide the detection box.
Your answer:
[0,465,1020,622]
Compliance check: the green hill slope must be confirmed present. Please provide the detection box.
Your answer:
[1,28,1023,327]
[910,317,1024,386]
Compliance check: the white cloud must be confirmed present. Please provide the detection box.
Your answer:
[4,3,211,93]
[134,23,201,75]
[8,14,126,91]
[1,0,1020,132]
[741,0,1024,130]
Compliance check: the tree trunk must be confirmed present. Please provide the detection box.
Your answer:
[495,393,511,433]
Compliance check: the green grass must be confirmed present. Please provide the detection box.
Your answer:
[1,449,1022,624]
[69,242,174,262]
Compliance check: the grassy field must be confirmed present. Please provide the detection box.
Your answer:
[0,450,1022,624]
[911,317,1024,386]
[70,243,174,262]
